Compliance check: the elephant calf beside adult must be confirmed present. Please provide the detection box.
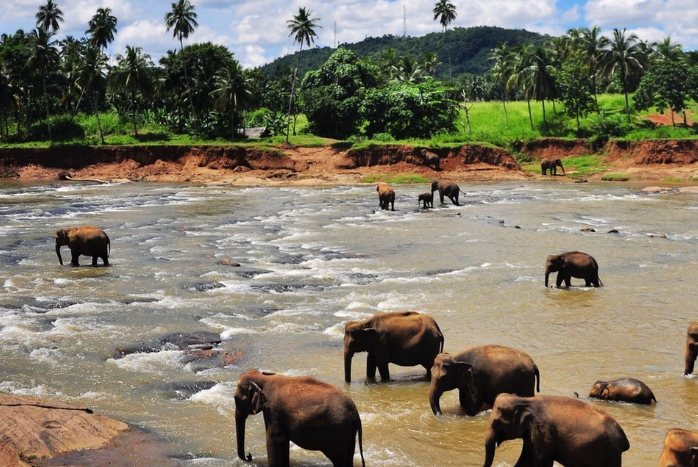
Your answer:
[429,345,540,416]
[344,311,444,382]
[545,251,602,288]
[418,192,433,208]
[541,158,566,176]
[431,179,466,206]
[55,226,110,266]
[235,370,365,467]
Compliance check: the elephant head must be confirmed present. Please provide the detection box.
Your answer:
[54,228,72,265]
[544,254,564,287]
[430,180,439,193]
[483,395,533,467]
[429,353,478,415]
[589,381,610,399]
[234,372,268,462]
[685,323,698,375]
[343,324,377,382]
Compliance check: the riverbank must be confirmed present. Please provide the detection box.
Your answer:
[2,139,698,186]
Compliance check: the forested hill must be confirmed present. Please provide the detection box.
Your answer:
[259,26,549,80]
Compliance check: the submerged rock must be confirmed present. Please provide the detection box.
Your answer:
[113,331,222,358]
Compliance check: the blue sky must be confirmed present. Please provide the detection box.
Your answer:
[1,0,696,68]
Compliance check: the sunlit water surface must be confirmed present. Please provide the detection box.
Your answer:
[1,181,698,466]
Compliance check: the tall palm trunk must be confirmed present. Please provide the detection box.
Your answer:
[286,45,303,143]
[501,92,508,124]
[526,97,533,130]
[41,75,52,141]
[92,91,105,144]
[130,86,138,135]
[180,38,198,132]
[541,99,547,135]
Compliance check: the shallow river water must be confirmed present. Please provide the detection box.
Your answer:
[1,180,698,466]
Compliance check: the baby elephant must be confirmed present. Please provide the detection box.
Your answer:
[55,226,110,266]
[659,428,698,467]
[589,377,657,404]
[418,192,433,208]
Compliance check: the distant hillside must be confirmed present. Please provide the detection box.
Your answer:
[258,26,549,80]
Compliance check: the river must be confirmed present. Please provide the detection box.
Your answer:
[1,180,697,466]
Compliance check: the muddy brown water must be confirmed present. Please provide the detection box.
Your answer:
[1,181,698,466]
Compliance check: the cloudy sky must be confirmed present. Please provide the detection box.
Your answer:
[1,0,697,68]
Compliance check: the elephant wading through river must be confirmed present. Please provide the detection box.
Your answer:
[234,370,365,467]
[376,183,395,211]
[55,226,110,266]
[429,345,540,416]
[685,323,698,375]
[431,179,465,206]
[589,377,657,405]
[344,311,444,382]
[545,251,602,288]
[418,192,433,208]
[483,393,630,467]
[541,158,565,176]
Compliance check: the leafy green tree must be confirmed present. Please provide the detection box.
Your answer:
[286,7,321,141]
[86,7,117,52]
[556,59,597,131]
[35,0,64,34]
[211,61,251,140]
[567,26,608,103]
[600,28,647,122]
[27,28,59,140]
[165,0,198,130]
[433,0,457,82]
[111,45,154,135]
[299,47,379,139]
[527,46,557,133]
[74,45,108,143]
[392,55,426,83]
[634,58,692,126]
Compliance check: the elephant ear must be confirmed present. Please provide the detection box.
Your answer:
[249,381,266,415]
[513,403,534,434]
[599,382,610,398]
[455,362,474,389]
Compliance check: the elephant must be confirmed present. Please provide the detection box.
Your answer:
[588,377,657,404]
[418,192,433,208]
[545,251,602,288]
[684,323,698,375]
[429,345,540,416]
[376,183,395,211]
[55,226,110,266]
[234,369,365,467]
[541,158,566,176]
[659,429,698,467]
[483,393,630,467]
[420,149,441,171]
[431,179,466,206]
[344,311,444,383]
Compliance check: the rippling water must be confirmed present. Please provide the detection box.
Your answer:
[2,180,698,466]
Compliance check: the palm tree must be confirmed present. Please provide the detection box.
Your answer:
[286,7,321,142]
[35,0,64,34]
[568,25,609,104]
[505,44,536,130]
[393,56,425,83]
[600,28,648,122]
[488,42,512,123]
[74,45,108,143]
[421,51,440,77]
[165,0,199,130]
[433,0,457,82]
[527,46,558,133]
[112,46,154,135]
[211,61,251,140]
[27,28,59,141]
[650,37,683,62]
[86,7,117,52]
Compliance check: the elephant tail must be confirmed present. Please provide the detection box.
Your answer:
[534,364,541,393]
[598,277,604,287]
[108,239,111,258]
[357,418,365,467]
[439,334,444,353]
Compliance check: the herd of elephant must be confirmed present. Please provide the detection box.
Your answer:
[377,179,467,211]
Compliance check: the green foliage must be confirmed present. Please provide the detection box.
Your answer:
[634,58,693,118]
[360,173,430,184]
[601,173,630,181]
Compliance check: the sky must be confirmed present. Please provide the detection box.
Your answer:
[1,0,697,69]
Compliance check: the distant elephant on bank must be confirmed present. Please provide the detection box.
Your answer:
[659,428,698,467]
[420,149,441,171]
[55,226,110,266]
[418,192,433,208]
[541,158,566,175]
[483,394,630,467]
[431,179,465,206]
[589,377,657,405]
[234,370,365,467]
[684,323,698,375]
[376,183,395,211]
[545,251,602,288]
[429,345,540,416]
[344,311,444,382]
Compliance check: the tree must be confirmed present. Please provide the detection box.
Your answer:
[527,46,558,134]
[488,42,512,123]
[433,0,457,82]
[27,28,59,141]
[634,58,691,126]
[286,7,321,142]
[35,0,64,34]
[74,45,108,143]
[165,0,198,130]
[568,26,608,103]
[210,61,251,140]
[505,44,536,130]
[600,28,647,122]
[86,7,117,52]
[556,59,598,131]
[111,46,154,135]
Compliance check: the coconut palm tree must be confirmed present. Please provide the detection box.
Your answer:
[433,0,457,82]
[86,7,117,52]
[505,44,536,130]
[27,28,59,141]
[600,28,648,122]
[112,45,154,135]
[568,25,609,104]
[74,45,108,143]
[165,0,199,130]
[35,0,64,34]
[527,46,558,133]
[488,42,512,123]
[286,7,321,142]
[650,37,683,62]
[211,61,251,140]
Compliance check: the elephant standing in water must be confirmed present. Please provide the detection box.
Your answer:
[431,179,465,206]
[483,394,629,467]
[589,377,657,404]
[418,192,433,208]
[545,251,602,288]
[429,345,540,416]
[344,311,444,382]
[55,226,110,266]
[684,323,698,375]
[376,183,395,211]
[234,370,365,467]
[659,429,698,467]
[541,158,566,175]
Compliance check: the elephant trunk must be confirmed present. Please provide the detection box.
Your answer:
[482,428,497,467]
[544,268,550,287]
[428,384,443,415]
[685,348,696,375]
[235,409,252,462]
[344,349,354,383]
[56,245,63,265]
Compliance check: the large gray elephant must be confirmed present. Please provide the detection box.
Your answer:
[344,311,444,382]
[685,323,698,375]
[429,345,540,416]
[483,393,630,467]
[431,179,465,206]
[55,226,110,266]
[235,370,365,467]
[541,158,565,176]
[420,149,441,171]
[545,251,602,288]
[376,183,395,211]
[659,428,698,467]
[589,377,657,405]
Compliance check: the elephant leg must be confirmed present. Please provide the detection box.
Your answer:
[366,354,377,380]
[325,439,353,467]
[685,349,696,375]
[451,196,459,206]
[439,193,445,204]
[512,439,535,467]
[555,273,564,288]
[564,276,572,288]
[376,358,390,381]
[71,251,80,266]
[92,256,98,266]
[102,255,109,266]
[266,430,290,467]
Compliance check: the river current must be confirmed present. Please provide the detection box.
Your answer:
[1,180,698,466]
